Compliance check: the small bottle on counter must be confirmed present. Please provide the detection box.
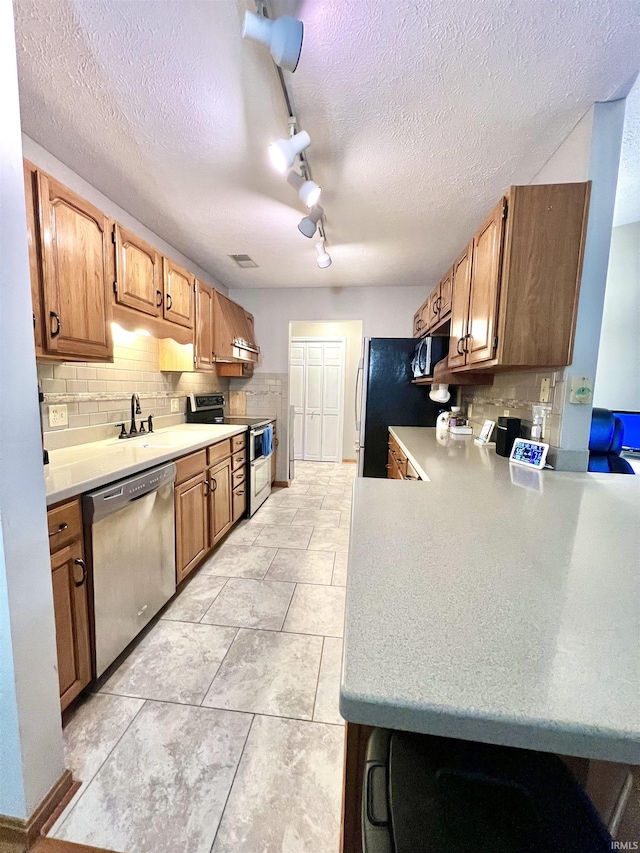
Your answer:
[449,406,462,428]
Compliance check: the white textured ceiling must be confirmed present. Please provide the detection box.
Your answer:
[14,0,640,290]
[614,76,640,227]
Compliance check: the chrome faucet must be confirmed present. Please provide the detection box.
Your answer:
[130,393,141,435]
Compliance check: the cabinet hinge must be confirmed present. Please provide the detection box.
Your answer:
[502,203,508,220]
[111,227,116,244]
[193,354,197,365]
[113,281,118,294]
[493,335,499,351]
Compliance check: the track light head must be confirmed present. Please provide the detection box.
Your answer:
[242,11,304,73]
[268,130,310,173]
[315,240,332,269]
[298,205,324,238]
[286,170,321,208]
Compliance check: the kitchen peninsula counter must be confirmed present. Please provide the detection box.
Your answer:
[341,427,640,764]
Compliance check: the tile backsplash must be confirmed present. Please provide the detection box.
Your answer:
[229,373,289,482]
[38,332,228,449]
[461,369,563,448]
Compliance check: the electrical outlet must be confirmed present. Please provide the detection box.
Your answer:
[171,398,180,413]
[569,376,593,405]
[467,403,473,419]
[503,409,510,417]
[540,378,551,403]
[48,404,68,427]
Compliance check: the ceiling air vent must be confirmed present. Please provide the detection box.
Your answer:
[229,254,258,268]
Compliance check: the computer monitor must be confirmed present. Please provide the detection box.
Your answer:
[613,411,640,452]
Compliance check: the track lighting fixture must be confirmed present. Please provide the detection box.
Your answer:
[315,241,332,269]
[298,205,324,238]
[242,10,304,73]
[268,130,310,173]
[287,170,321,208]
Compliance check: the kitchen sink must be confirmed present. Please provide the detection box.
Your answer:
[108,429,213,449]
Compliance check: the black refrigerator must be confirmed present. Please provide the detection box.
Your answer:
[356,337,450,478]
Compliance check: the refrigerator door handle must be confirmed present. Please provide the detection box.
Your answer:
[354,358,364,431]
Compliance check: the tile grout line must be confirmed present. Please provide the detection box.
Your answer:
[198,627,240,707]
[197,576,231,623]
[208,713,257,853]
[310,636,326,722]
[51,697,148,839]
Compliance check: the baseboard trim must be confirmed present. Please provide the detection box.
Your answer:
[0,769,74,852]
[274,480,290,488]
[342,458,356,464]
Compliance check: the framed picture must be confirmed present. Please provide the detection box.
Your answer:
[474,419,495,445]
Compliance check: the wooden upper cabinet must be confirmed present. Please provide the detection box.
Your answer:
[413,309,423,338]
[36,172,113,361]
[195,280,214,371]
[438,268,453,319]
[466,198,506,365]
[114,224,162,317]
[163,258,194,329]
[426,288,440,329]
[24,162,44,356]
[448,242,473,369]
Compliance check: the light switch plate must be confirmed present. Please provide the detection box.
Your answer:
[540,378,551,403]
[171,398,180,413]
[569,376,593,404]
[48,404,68,427]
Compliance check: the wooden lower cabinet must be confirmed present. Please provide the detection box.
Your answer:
[175,471,209,584]
[48,501,91,712]
[209,457,233,544]
[233,483,247,522]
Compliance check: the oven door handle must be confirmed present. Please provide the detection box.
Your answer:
[252,429,265,437]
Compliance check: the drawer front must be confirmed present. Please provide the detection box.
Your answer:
[208,439,231,467]
[175,449,207,485]
[232,449,247,471]
[47,498,82,552]
[231,433,246,453]
[232,483,246,522]
[232,468,246,489]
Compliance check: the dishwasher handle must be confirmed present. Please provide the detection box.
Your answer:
[83,462,176,523]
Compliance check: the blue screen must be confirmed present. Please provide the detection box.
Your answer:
[613,412,640,451]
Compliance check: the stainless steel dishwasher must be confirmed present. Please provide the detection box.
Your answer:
[83,462,176,677]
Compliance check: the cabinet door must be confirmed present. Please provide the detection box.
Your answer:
[209,457,232,543]
[114,224,162,317]
[51,540,91,711]
[466,198,506,365]
[37,172,112,360]
[195,280,214,370]
[24,162,44,356]
[448,242,473,369]
[425,288,440,330]
[163,258,194,329]
[233,483,247,523]
[413,309,423,338]
[438,268,453,319]
[175,471,209,584]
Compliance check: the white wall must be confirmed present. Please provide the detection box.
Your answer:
[22,136,227,295]
[594,222,640,410]
[530,101,626,470]
[290,320,363,461]
[229,285,426,374]
[0,2,65,820]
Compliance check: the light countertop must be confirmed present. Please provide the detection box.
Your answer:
[44,423,247,505]
[340,427,640,763]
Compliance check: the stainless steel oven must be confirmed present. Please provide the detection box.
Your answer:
[186,394,273,517]
[249,424,273,515]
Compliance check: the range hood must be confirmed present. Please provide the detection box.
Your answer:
[214,291,259,363]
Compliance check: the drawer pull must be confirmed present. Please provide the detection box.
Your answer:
[166,293,172,311]
[211,478,217,492]
[235,457,245,463]
[203,478,210,497]
[236,489,245,495]
[50,311,61,337]
[73,558,87,587]
[156,289,163,308]
[49,522,68,537]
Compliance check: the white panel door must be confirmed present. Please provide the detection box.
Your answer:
[289,343,305,460]
[289,338,345,463]
[304,344,323,461]
[321,343,344,462]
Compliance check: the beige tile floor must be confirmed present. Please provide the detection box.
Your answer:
[51,461,355,853]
